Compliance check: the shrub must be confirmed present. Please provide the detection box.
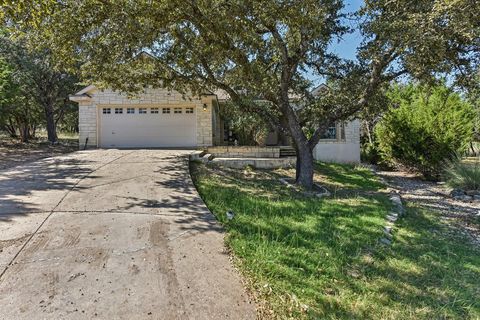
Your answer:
[446,159,480,191]
[375,84,475,180]
[361,142,383,165]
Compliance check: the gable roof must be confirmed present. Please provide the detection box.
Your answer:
[74,85,97,96]
[69,85,97,102]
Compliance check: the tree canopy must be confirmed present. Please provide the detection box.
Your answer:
[2,0,478,187]
[0,31,79,142]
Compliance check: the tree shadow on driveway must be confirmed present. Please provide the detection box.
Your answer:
[0,157,97,222]
[112,157,225,234]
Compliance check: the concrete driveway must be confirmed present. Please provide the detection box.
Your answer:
[0,149,255,319]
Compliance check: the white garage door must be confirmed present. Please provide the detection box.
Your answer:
[99,106,196,148]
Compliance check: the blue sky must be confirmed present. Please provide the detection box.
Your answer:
[329,0,364,61]
[310,0,364,85]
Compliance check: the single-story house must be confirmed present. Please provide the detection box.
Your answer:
[69,86,360,163]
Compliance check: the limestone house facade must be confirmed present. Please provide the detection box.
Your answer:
[70,85,360,163]
[70,85,215,149]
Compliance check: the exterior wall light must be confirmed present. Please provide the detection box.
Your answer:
[203,103,208,111]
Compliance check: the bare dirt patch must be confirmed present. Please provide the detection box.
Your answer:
[0,137,78,171]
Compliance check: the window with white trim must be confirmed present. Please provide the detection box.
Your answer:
[162,107,171,114]
[321,126,336,139]
[319,122,345,141]
[174,107,182,114]
[139,108,147,114]
[102,108,111,114]
[115,108,123,114]
[127,108,135,114]
[185,107,194,114]
[151,107,159,114]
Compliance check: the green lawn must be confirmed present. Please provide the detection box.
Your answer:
[190,162,480,319]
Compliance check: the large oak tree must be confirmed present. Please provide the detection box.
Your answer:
[3,0,478,188]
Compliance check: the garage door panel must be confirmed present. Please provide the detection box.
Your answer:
[99,108,197,148]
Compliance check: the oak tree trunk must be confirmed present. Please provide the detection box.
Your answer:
[279,93,315,189]
[44,104,57,143]
[292,137,314,189]
[19,125,29,143]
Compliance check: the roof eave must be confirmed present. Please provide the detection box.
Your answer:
[75,85,97,96]
[69,93,92,102]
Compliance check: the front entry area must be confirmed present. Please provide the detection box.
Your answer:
[99,106,197,148]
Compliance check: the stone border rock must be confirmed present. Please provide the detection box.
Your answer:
[362,165,405,247]
[450,188,480,202]
[379,192,404,246]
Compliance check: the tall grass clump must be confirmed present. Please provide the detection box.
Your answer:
[446,159,480,190]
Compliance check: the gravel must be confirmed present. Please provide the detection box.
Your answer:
[375,169,480,246]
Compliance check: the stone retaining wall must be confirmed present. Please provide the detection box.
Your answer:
[211,157,295,169]
[206,146,280,158]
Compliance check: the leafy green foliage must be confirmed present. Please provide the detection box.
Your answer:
[0,57,42,141]
[220,101,272,145]
[360,142,382,165]
[0,58,15,107]
[375,84,475,179]
[360,0,479,85]
[446,159,480,191]
[191,162,480,319]
[0,33,79,141]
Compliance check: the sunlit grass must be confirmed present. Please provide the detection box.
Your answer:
[191,162,480,319]
[461,157,480,165]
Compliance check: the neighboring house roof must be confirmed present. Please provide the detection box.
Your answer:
[213,89,230,102]
[311,84,330,97]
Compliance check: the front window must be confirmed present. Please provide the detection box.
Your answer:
[321,126,337,139]
[319,122,345,140]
